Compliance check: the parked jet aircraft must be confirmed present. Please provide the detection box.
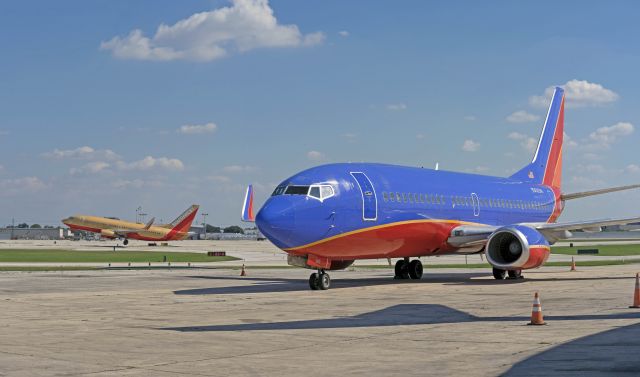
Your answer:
[242,87,640,290]
[62,205,199,245]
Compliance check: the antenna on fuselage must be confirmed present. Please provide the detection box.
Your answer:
[435,162,439,171]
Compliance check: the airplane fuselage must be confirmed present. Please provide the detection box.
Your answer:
[63,216,189,241]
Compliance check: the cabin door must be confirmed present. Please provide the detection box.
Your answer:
[350,172,378,221]
[471,193,480,217]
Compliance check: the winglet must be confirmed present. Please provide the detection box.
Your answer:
[144,217,155,230]
[241,185,256,222]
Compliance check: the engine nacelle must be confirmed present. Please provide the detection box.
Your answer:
[486,225,550,270]
[100,229,116,239]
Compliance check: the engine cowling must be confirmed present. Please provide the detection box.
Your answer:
[486,225,550,270]
[100,229,116,239]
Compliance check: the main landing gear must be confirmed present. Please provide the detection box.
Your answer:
[492,267,523,280]
[394,258,423,280]
[309,270,331,290]
[123,239,129,246]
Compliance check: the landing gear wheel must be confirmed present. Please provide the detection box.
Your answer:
[318,273,331,290]
[309,273,320,290]
[508,269,523,279]
[492,267,507,280]
[123,239,129,246]
[408,260,423,280]
[394,260,410,279]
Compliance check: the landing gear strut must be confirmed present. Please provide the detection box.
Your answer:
[123,239,129,246]
[309,270,331,290]
[394,258,423,280]
[492,267,523,280]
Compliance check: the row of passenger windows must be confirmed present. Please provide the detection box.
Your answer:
[381,191,553,211]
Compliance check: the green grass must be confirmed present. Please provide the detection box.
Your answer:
[0,266,99,272]
[552,244,640,256]
[0,249,238,263]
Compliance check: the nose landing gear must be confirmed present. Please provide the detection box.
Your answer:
[394,258,423,280]
[309,270,331,290]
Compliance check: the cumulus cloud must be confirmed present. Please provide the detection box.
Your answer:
[338,31,349,37]
[223,165,256,173]
[44,146,120,161]
[508,132,538,153]
[461,139,480,152]
[307,150,325,161]
[386,103,407,111]
[70,161,111,175]
[587,122,634,149]
[116,156,184,171]
[506,110,540,123]
[626,164,640,174]
[100,0,325,62]
[178,122,217,134]
[529,80,619,108]
[0,177,47,194]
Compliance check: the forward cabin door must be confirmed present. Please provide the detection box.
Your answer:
[471,193,480,217]
[350,172,378,221]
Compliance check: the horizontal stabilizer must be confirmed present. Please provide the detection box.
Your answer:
[561,184,640,201]
[241,185,255,222]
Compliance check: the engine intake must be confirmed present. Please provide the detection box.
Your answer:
[486,225,550,270]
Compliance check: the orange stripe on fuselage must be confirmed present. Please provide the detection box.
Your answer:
[542,97,564,189]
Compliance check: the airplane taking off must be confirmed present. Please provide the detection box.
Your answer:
[62,205,199,245]
[242,87,640,290]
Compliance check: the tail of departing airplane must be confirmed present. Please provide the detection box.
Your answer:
[162,205,199,232]
[510,86,565,191]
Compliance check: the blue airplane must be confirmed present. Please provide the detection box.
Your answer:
[242,87,640,290]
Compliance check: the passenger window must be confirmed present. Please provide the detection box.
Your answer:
[389,192,395,202]
[382,191,388,202]
[396,193,401,202]
[409,193,413,203]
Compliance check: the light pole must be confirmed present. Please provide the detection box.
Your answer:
[140,213,147,223]
[136,206,142,223]
[201,213,208,240]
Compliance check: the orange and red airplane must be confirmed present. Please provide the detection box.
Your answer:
[62,205,199,245]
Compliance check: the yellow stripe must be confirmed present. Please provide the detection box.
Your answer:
[284,218,487,251]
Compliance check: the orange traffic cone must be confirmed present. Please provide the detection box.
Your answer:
[570,257,577,272]
[630,273,640,308]
[528,292,546,325]
[240,264,247,277]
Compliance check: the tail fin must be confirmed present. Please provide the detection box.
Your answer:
[510,86,565,191]
[165,205,199,232]
[241,185,255,222]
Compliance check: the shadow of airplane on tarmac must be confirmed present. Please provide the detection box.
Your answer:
[162,303,640,332]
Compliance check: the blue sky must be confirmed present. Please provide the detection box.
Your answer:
[1,0,639,226]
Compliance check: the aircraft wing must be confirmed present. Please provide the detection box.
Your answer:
[448,216,640,247]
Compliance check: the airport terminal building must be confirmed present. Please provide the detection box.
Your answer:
[0,227,72,240]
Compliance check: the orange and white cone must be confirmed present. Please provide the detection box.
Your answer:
[570,257,577,272]
[240,264,247,277]
[630,273,640,308]
[528,292,546,325]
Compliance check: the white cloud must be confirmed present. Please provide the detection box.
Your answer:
[529,80,619,108]
[223,165,256,173]
[116,156,184,171]
[338,31,349,37]
[626,164,640,174]
[307,150,325,161]
[386,103,407,111]
[44,146,120,161]
[0,177,47,194]
[70,161,111,175]
[101,0,325,62]
[564,132,578,148]
[463,115,476,121]
[508,132,538,152]
[506,110,540,123]
[461,139,480,152]
[416,134,425,140]
[178,122,217,135]
[587,122,634,149]
[112,179,145,189]
[208,175,232,184]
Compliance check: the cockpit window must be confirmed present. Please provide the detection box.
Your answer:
[285,185,310,195]
[320,185,334,199]
[271,186,286,196]
[309,186,321,199]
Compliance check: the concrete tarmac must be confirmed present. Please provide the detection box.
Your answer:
[1,265,640,376]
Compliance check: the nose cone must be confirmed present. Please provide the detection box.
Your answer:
[256,197,296,248]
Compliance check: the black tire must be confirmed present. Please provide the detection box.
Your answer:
[408,260,423,280]
[508,269,523,279]
[318,273,331,290]
[492,267,507,280]
[123,239,129,246]
[394,260,410,279]
[309,273,320,290]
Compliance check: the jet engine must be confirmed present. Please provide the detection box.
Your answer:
[100,229,116,239]
[485,225,550,270]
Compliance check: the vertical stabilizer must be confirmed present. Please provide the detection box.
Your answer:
[509,87,565,191]
[166,205,199,232]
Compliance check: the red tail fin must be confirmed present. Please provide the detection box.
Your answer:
[168,205,199,233]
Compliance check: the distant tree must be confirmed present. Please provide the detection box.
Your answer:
[223,225,244,234]
[30,224,42,228]
[44,225,54,229]
[205,224,221,233]
[17,223,28,228]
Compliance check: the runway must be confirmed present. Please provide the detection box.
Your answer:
[1,265,639,376]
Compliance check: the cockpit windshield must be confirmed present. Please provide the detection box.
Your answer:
[271,184,335,201]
